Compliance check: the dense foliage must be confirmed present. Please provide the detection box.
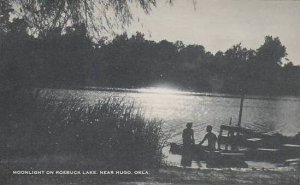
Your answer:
[8,0,158,37]
[1,18,299,95]
[1,1,167,170]
[1,0,299,96]
[0,90,165,170]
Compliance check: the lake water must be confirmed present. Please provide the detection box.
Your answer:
[50,87,300,143]
[49,87,300,168]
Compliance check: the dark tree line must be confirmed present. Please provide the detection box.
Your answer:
[92,33,299,95]
[1,1,300,96]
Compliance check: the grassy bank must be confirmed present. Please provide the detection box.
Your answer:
[1,89,299,185]
[0,89,166,171]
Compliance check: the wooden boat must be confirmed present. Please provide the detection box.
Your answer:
[170,126,300,168]
[169,93,300,168]
[170,142,249,168]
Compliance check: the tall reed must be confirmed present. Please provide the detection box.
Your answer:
[1,89,165,170]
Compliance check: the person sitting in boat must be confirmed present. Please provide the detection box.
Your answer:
[199,125,217,151]
[182,122,195,148]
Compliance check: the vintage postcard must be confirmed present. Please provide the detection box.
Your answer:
[0,0,299,184]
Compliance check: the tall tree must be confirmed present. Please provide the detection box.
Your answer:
[10,0,158,37]
[251,36,287,94]
[256,36,287,66]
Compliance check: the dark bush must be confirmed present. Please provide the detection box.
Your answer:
[0,89,165,170]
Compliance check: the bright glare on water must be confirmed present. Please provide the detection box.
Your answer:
[50,87,300,143]
[137,87,183,94]
[47,87,300,169]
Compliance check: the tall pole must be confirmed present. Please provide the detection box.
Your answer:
[237,92,245,127]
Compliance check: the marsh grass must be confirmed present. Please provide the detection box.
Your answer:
[0,89,166,170]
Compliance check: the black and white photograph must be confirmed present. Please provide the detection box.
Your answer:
[0,0,300,184]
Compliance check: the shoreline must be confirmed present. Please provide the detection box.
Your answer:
[1,154,299,185]
[2,163,299,185]
[39,86,300,102]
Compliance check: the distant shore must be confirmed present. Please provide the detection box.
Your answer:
[40,86,300,102]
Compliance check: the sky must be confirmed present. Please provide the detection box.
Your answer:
[126,0,300,65]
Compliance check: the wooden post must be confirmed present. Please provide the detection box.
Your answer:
[237,93,245,127]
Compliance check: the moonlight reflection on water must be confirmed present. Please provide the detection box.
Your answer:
[137,87,184,95]
[50,87,300,143]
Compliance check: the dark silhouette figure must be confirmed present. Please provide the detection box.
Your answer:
[181,122,195,167]
[182,122,195,146]
[199,125,217,151]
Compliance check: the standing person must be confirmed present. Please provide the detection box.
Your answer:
[181,122,195,167]
[182,122,195,147]
[199,125,217,151]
